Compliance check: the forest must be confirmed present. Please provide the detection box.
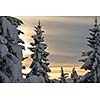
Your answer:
[0,16,100,83]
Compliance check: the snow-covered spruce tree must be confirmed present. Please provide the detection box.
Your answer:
[26,21,51,83]
[79,17,100,83]
[71,68,80,83]
[59,67,69,83]
[0,16,25,83]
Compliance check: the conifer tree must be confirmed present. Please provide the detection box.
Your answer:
[59,67,69,83]
[27,21,51,83]
[79,17,100,82]
[71,68,80,83]
[0,16,25,82]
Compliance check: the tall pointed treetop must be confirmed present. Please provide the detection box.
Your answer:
[27,21,51,83]
[95,16,97,25]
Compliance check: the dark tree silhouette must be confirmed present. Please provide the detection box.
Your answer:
[79,17,100,83]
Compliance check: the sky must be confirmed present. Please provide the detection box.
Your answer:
[16,16,100,79]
